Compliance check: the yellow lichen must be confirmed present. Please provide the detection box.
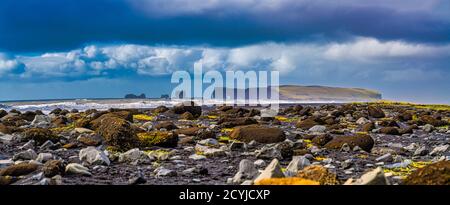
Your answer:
[133,114,154,121]
[255,177,320,185]
[218,136,230,143]
[220,128,234,133]
[314,156,326,161]
[383,161,433,178]
[50,123,75,132]
[207,115,219,119]
[137,132,172,147]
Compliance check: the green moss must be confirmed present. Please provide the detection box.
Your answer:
[137,131,178,147]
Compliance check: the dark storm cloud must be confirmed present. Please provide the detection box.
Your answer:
[0,0,449,53]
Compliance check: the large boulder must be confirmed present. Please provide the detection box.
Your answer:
[324,134,374,152]
[90,111,133,130]
[230,125,286,143]
[419,115,448,127]
[403,161,450,185]
[23,128,60,145]
[95,116,138,151]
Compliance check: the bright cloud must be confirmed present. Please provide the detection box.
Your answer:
[1,37,449,82]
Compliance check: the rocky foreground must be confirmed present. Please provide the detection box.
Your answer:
[1,101,449,185]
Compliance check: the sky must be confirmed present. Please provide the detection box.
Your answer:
[0,0,449,103]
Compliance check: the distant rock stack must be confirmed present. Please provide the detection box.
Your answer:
[124,93,146,99]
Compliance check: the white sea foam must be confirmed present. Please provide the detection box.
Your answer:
[1,98,359,113]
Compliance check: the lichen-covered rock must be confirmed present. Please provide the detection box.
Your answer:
[175,127,202,136]
[403,161,450,185]
[180,112,195,120]
[296,165,339,185]
[368,106,385,118]
[90,111,133,130]
[324,134,374,152]
[23,128,60,145]
[230,125,286,143]
[137,131,178,148]
[96,116,138,151]
[0,163,39,176]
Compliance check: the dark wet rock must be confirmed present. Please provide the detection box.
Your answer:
[52,116,68,127]
[195,130,216,140]
[361,122,376,132]
[153,106,169,114]
[368,106,385,118]
[175,127,202,136]
[397,111,413,121]
[312,134,333,146]
[77,134,102,146]
[378,119,399,127]
[299,107,314,116]
[296,118,319,130]
[172,101,202,117]
[0,176,16,185]
[23,128,60,145]
[399,125,417,134]
[137,131,178,148]
[50,108,62,115]
[380,127,400,135]
[21,111,37,121]
[154,121,178,131]
[1,114,28,127]
[43,160,64,178]
[230,125,286,143]
[0,110,7,118]
[246,109,261,117]
[218,117,257,128]
[324,134,374,152]
[96,116,138,151]
[0,163,39,176]
[403,161,450,185]
[419,115,448,127]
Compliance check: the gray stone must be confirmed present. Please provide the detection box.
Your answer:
[79,146,110,166]
[65,163,92,176]
[118,148,149,163]
[254,159,285,183]
[285,156,310,177]
[255,145,282,159]
[423,124,434,133]
[375,153,393,162]
[39,140,55,150]
[31,115,51,128]
[189,154,206,160]
[430,144,449,156]
[413,146,428,156]
[232,159,258,184]
[19,140,35,150]
[13,149,37,161]
[253,159,266,168]
[344,167,390,185]
[0,134,14,144]
[155,167,176,177]
[36,153,53,163]
[309,125,327,133]
[356,117,370,125]
[198,138,219,146]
